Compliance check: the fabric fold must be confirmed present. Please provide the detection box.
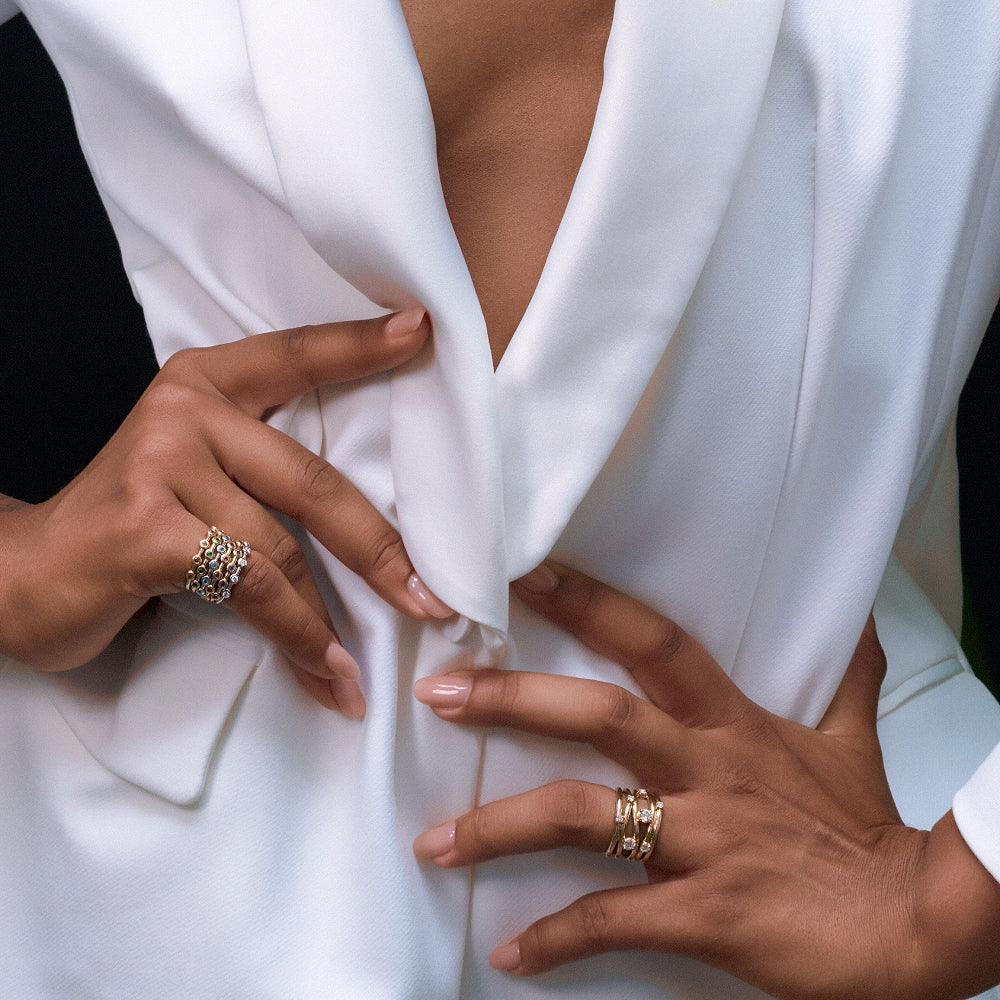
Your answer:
[238,0,507,637]
[497,0,787,575]
[33,599,264,806]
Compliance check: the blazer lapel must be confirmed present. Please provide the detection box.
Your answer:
[497,0,788,574]
[238,0,788,629]
[238,0,507,636]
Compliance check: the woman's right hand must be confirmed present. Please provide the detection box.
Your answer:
[0,307,450,716]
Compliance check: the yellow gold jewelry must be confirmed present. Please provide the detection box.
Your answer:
[605,787,632,857]
[185,526,251,604]
[635,792,664,862]
[606,787,662,861]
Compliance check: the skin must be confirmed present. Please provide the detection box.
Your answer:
[413,564,1000,999]
[400,0,615,366]
[0,308,454,717]
[1,0,614,700]
[5,3,996,989]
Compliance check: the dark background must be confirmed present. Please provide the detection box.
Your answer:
[1,13,997,689]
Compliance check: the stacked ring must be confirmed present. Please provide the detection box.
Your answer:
[606,787,663,861]
[185,526,251,604]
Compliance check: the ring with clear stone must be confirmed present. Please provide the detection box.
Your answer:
[606,787,663,862]
[184,526,251,604]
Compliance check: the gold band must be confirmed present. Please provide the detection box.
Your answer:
[606,787,663,862]
[605,788,633,857]
[185,526,250,604]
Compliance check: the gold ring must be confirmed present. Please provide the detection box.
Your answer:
[606,787,662,862]
[185,526,251,604]
[635,790,664,862]
[605,788,633,858]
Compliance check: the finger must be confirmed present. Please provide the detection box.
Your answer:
[817,614,886,743]
[414,781,615,865]
[413,780,693,872]
[177,462,336,624]
[172,514,365,717]
[413,669,697,787]
[170,307,431,416]
[488,883,699,976]
[224,547,366,717]
[512,563,742,726]
[204,414,452,620]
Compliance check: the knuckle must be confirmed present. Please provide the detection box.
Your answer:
[461,807,498,853]
[366,529,407,578]
[571,894,614,950]
[267,532,310,586]
[643,616,688,666]
[157,346,212,387]
[542,781,594,837]
[276,324,313,365]
[490,671,526,726]
[296,453,346,504]
[137,378,203,422]
[593,683,638,737]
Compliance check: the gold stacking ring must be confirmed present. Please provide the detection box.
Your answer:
[185,526,251,604]
[606,787,663,862]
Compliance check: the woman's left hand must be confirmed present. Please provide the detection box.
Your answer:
[412,564,1000,1000]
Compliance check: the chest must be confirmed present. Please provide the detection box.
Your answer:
[399,0,615,364]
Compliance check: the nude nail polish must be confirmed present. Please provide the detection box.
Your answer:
[489,941,522,972]
[514,564,558,594]
[325,642,360,680]
[335,682,367,720]
[384,306,427,339]
[407,573,454,619]
[412,675,472,708]
[413,821,456,860]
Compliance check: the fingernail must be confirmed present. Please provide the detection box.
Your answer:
[407,573,454,619]
[489,940,522,972]
[332,678,367,719]
[514,564,558,594]
[413,675,472,709]
[325,642,360,680]
[413,821,456,860]
[384,306,427,339]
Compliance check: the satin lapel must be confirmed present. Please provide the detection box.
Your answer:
[238,0,507,633]
[498,0,788,574]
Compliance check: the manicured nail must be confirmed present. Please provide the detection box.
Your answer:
[413,675,472,709]
[413,821,456,860]
[384,306,427,339]
[407,573,454,619]
[325,642,360,680]
[335,681,367,720]
[489,940,522,972]
[514,563,558,594]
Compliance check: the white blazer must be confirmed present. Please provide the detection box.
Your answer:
[3,1,1000,997]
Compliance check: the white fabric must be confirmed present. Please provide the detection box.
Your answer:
[3,0,1000,997]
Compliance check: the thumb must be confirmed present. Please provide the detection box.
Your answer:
[817,614,886,744]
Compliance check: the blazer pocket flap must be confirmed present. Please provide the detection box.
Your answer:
[38,601,263,806]
[875,554,972,720]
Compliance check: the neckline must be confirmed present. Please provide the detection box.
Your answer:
[394,0,622,374]
[238,0,789,623]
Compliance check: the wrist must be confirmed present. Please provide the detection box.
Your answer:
[910,810,1000,998]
